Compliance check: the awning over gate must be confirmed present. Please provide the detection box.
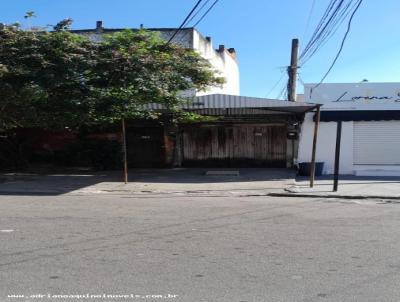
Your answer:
[185,94,319,114]
[145,94,319,114]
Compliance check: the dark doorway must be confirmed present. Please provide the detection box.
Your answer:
[126,127,165,167]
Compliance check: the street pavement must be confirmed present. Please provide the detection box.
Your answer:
[1,193,400,302]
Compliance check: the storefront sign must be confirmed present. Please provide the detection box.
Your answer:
[334,92,400,102]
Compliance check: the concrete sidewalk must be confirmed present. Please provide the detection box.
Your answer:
[273,176,400,199]
[0,168,296,196]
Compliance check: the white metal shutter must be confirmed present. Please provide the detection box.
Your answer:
[354,121,400,165]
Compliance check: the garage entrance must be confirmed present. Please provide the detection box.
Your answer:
[182,124,287,167]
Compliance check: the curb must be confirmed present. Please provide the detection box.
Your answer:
[0,190,274,197]
[0,191,64,196]
[268,192,400,200]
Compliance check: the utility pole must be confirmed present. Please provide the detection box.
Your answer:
[310,105,321,188]
[288,38,299,102]
[121,118,128,184]
[333,121,342,192]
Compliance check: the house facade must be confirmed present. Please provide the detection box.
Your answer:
[298,82,400,176]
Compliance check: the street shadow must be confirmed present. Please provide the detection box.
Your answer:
[0,168,296,196]
[0,171,122,196]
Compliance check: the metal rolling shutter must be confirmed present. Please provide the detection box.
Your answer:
[354,121,400,165]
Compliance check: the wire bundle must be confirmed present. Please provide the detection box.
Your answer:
[271,0,364,99]
[301,0,364,91]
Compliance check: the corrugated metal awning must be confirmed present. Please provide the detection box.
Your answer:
[144,94,319,114]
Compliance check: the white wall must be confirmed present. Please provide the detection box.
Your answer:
[299,82,400,176]
[304,82,400,110]
[298,113,354,175]
[192,30,240,96]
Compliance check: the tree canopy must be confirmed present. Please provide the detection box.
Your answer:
[0,22,223,131]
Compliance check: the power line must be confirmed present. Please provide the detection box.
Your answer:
[312,0,363,90]
[265,70,286,98]
[300,0,338,61]
[301,0,345,63]
[300,0,362,65]
[302,0,317,42]
[193,0,221,27]
[298,73,306,86]
[167,0,203,44]
[185,0,212,27]
[170,0,221,46]
[301,0,358,65]
[276,81,288,100]
[306,0,356,63]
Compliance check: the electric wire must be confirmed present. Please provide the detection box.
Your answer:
[172,0,221,45]
[265,70,286,98]
[312,0,363,90]
[185,0,212,27]
[276,81,289,100]
[300,0,338,61]
[299,0,364,65]
[301,0,358,65]
[302,0,317,42]
[192,0,221,27]
[167,0,203,44]
[301,0,346,63]
[278,0,362,101]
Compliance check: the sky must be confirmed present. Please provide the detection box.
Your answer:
[1,0,400,98]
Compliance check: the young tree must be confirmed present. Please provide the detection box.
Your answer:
[0,24,94,130]
[89,29,223,124]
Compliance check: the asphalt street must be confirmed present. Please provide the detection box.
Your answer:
[1,194,400,302]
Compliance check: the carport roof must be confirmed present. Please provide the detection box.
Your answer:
[146,94,320,114]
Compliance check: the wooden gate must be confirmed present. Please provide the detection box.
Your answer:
[182,124,287,167]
